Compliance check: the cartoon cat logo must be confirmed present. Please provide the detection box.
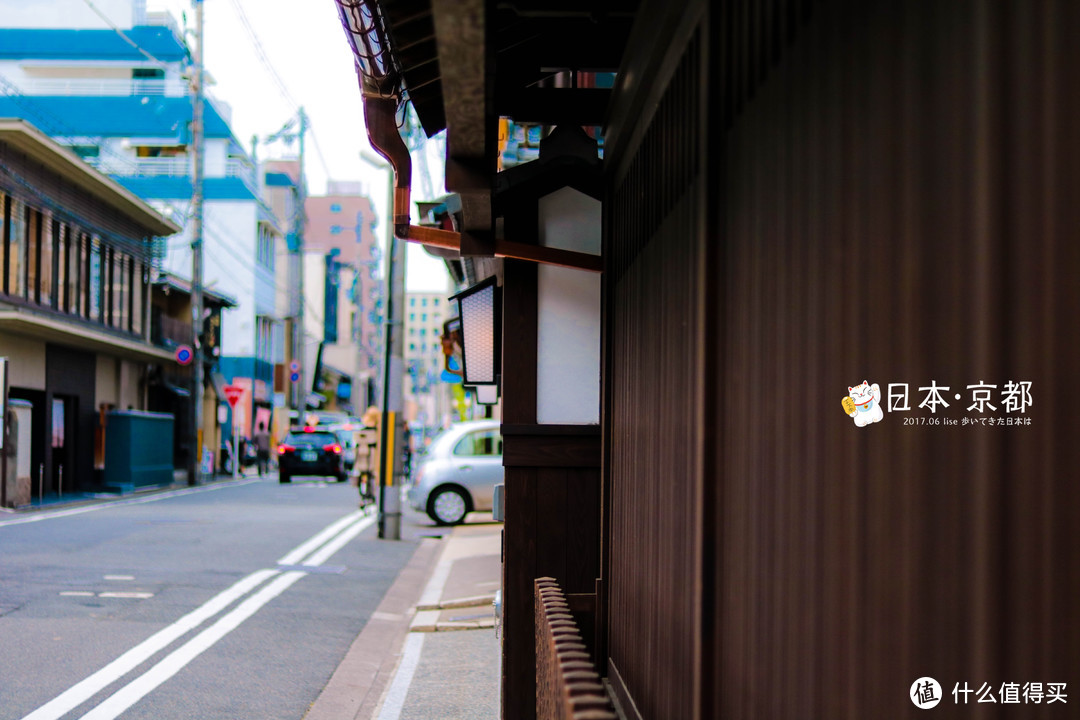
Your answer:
[845,380,883,427]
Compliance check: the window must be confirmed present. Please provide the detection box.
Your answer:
[330,203,342,213]
[433,298,440,306]
[330,225,343,235]
[409,343,416,352]
[421,298,428,307]
[69,145,100,159]
[421,313,427,322]
[410,298,416,307]
[284,430,337,446]
[132,68,165,79]
[78,233,90,319]
[2,194,25,297]
[131,260,144,335]
[65,226,78,313]
[50,219,63,309]
[409,313,415,322]
[88,237,102,321]
[453,430,502,457]
[111,249,125,329]
[25,207,41,302]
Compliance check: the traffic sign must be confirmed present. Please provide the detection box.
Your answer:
[290,371,300,383]
[289,360,300,372]
[223,385,244,409]
[175,345,193,365]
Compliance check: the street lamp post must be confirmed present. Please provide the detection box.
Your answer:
[361,151,404,540]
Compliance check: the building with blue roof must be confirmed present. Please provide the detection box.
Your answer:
[0,0,287,463]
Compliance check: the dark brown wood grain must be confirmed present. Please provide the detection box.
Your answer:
[598,1,1080,718]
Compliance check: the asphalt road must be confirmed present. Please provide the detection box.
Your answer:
[0,476,419,720]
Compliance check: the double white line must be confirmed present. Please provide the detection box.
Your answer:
[22,510,376,720]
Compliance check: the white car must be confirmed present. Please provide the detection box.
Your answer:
[407,420,502,525]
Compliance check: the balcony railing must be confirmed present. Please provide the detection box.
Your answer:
[85,156,257,189]
[19,78,232,124]
[151,312,194,348]
[139,10,182,36]
[20,78,187,97]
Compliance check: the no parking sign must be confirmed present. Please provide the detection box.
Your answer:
[175,345,193,366]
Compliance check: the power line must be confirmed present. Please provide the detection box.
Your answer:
[226,0,297,110]
[305,119,336,186]
[81,0,174,69]
[222,1,335,186]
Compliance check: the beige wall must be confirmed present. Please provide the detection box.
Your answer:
[117,360,143,410]
[0,334,46,390]
[95,356,118,408]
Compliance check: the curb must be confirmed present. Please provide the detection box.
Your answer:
[303,536,443,720]
[415,593,495,612]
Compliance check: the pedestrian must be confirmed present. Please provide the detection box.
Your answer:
[254,422,271,477]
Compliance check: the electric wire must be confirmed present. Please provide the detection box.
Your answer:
[81,0,176,69]
[225,0,298,110]
[224,0,335,186]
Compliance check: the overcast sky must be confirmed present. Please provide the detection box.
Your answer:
[146,0,450,293]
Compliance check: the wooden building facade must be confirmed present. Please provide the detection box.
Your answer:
[355,0,1080,716]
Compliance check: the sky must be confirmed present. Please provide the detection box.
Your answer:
[147,0,451,293]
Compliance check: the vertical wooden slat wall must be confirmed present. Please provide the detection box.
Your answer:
[607,28,703,720]
[604,0,1080,717]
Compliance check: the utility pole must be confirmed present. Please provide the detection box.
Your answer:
[188,0,205,486]
[361,152,403,540]
[295,108,308,413]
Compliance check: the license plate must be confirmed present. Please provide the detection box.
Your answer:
[300,451,317,462]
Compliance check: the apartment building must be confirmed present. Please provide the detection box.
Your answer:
[0,0,283,450]
[304,181,382,414]
[403,289,452,431]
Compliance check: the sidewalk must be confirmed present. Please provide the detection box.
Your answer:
[0,467,262,514]
[305,515,502,720]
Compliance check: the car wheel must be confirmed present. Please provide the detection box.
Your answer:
[279,473,291,484]
[335,472,347,483]
[427,486,469,526]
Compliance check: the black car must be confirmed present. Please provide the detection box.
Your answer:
[277,428,347,483]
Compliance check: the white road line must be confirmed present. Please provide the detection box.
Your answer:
[0,479,261,529]
[301,514,377,567]
[20,569,278,720]
[78,571,307,720]
[103,575,134,581]
[277,510,363,565]
[98,593,154,600]
[22,510,374,720]
[376,633,426,720]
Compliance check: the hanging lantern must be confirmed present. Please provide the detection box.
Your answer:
[448,276,501,387]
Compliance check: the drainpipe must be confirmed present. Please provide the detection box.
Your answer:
[363,94,411,241]
[363,92,408,541]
